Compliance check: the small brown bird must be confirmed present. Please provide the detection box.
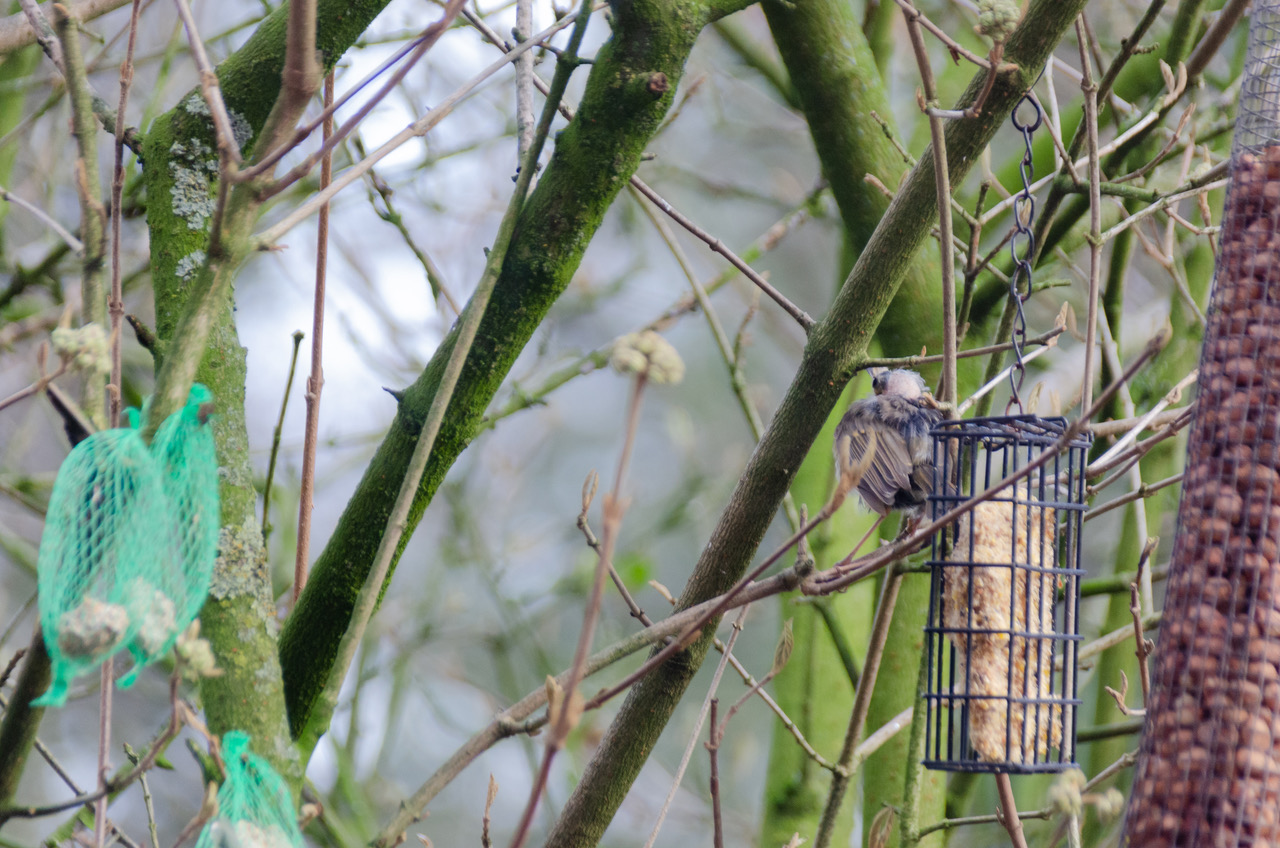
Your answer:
[834,369,941,520]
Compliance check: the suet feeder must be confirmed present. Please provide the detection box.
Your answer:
[922,415,1090,773]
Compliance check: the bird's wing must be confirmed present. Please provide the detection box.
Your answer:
[835,403,915,514]
[909,453,935,499]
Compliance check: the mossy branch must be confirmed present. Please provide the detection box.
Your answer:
[141,0,398,783]
[277,0,729,740]
[54,4,107,426]
[758,0,952,839]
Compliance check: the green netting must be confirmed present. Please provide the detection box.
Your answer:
[33,384,220,705]
[32,428,171,707]
[119,384,219,687]
[195,731,304,848]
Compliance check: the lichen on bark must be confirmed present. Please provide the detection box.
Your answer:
[141,0,406,782]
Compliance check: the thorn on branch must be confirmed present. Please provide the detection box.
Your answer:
[126,313,160,361]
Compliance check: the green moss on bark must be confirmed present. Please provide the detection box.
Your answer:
[142,0,404,781]
[278,0,722,742]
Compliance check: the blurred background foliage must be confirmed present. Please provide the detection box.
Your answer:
[0,0,1245,845]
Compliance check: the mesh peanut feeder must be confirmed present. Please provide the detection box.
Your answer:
[119,384,219,687]
[1123,3,1280,844]
[33,384,220,705]
[923,416,1089,772]
[33,427,171,707]
[195,731,304,848]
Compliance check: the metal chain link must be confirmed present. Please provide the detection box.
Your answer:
[1006,93,1042,415]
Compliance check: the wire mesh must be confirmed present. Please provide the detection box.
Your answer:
[923,416,1089,773]
[194,732,304,848]
[1123,2,1280,844]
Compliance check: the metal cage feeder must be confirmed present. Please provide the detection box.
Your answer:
[922,415,1090,774]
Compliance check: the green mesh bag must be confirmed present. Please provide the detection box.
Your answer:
[32,427,172,707]
[119,384,219,687]
[195,731,304,848]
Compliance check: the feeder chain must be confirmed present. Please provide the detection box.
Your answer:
[1006,92,1041,415]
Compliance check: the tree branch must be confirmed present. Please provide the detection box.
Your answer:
[542,2,1091,844]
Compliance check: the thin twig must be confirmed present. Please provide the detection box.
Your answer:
[0,183,84,253]
[1092,370,1197,469]
[1074,613,1163,670]
[18,0,64,69]
[170,0,242,166]
[1085,473,1183,522]
[580,440,875,714]
[361,160,461,314]
[1087,407,1195,487]
[108,0,143,427]
[579,478,657,627]
[644,610,746,848]
[55,2,107,426]
[0,358,69,414]
[1112,105,1195,186]
[263,330,304,547]
[995,773,1029,848]
[94,660,112,848]
[481,775,498,848]
[294,72,335,604]
[629,176,813,330]
[124,745,160,848]
[649,565,835,773]
[1098,179,1229,244]
[1077,16,1102,412]
[1103,670,1138,716]
[716,639,834,769]
[707,699,724,848]
[903,5,956,404]
[859,324,1063,372]
[853,706,914,772]
[0,675,185,822]
[813,569,902,848]
[961,43,1005,119]
[510,370,646,848]
[889,0,1013,70]
[633,188,800,529]
[1087,408,1187,439]
[1131,537,1157,706]
[514,0,533,162]
[254,5,585,245]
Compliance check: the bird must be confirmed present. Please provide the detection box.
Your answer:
[834,369,942,526]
